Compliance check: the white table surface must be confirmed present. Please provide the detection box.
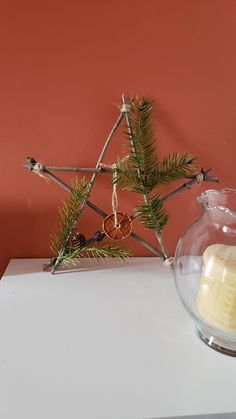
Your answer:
[0,258,235,419]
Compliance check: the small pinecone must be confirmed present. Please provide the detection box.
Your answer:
[69,233,86,249]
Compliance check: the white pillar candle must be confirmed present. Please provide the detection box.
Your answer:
[197,244,236,334]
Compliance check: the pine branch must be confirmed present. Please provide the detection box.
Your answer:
[50,177,89,256]
[116,151,196,192]
[117,98,196,258]
[115,156,142,192]
[118,97,159,194]
[50,175,131,272]
[55,245,130,269]
[82,246,130,261]
[136,194,168,230]
[151,153,196,186]
[157,153,196,182]
[122,95,170,259]
[128,98,157,174]
[117,98,197,192]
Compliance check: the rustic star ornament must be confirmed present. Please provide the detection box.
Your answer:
[24,94,218,273]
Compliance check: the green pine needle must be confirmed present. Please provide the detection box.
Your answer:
[136,194,168,231]
[50,176,131,271]
[82,245,130,261]
[58,245,131,269]
[128,97,158,179]
[116,156,143,193]
[116,98,197,193]
[50,176,89,256]
[155,153,196,185]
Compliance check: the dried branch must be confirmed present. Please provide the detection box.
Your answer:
[162,168,218,203]
[130,168,218,220]
[25,158,164,265]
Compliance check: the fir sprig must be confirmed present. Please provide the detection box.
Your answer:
[50,177,89,255]
[116,156,142,192]
[127,98,157,176]
[59,245,130,268]
[116,97,196,236]
[115,98,158,194]
[136,194,168,230]
[155,153,196,184]
[50,176,130,271]
[116,153,196,192]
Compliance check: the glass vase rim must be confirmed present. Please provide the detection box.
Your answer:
[197,188,236,217]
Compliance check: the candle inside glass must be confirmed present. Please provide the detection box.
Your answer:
[197,244,236,334]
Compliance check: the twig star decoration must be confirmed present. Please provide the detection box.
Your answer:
[24,94,218,273]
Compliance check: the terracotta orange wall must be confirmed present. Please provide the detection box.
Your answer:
[1,0,236,276]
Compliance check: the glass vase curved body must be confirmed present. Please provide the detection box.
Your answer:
[174,189,236,356]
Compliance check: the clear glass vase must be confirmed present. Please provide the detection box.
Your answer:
[174,188,236,356]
